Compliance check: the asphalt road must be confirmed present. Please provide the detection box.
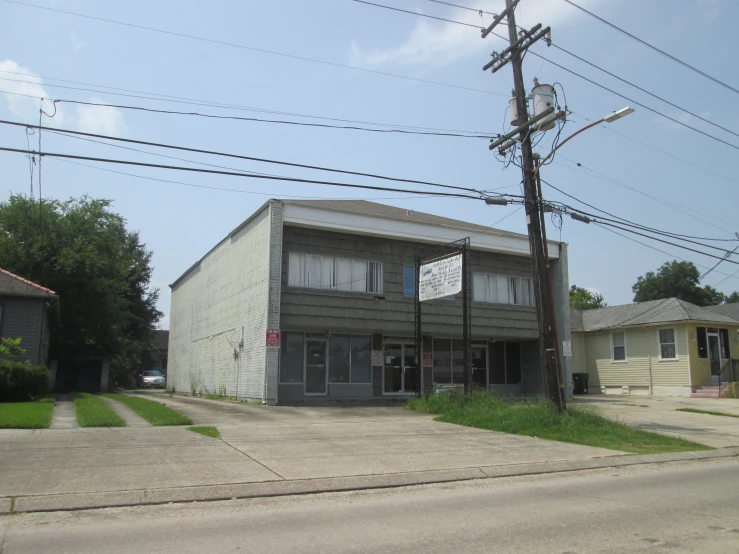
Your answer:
[2,458,738,553]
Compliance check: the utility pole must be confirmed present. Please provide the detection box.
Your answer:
[482,0,565,410]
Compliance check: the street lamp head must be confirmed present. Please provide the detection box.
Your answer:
[603,106,635,123]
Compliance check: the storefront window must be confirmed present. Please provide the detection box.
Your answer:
[329,334,350,383]
[697,327,707,358]
[433,338,451,384]
[506,342,522,384]
[719,329,730,360]
[452,339,464,385]
[350,336,372,383]
[280,332,304,383]
[490,342,506,384]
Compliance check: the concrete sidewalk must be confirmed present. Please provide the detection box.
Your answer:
[2,393,737,515]
[574,395,739,448]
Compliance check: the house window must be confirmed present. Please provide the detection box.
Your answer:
[473,273,532,306]
[612,332,626,361]
[697,327,708,358]
[658,328,677,359]
[289,253,383,293]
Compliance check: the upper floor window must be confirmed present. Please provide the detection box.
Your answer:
[473,272,533,306]
[658,328,677,360]
[288,253,383,293]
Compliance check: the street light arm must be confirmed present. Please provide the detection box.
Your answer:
[533,118,604,174]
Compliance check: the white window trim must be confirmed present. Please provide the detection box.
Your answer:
[657,327,679,361]
[610,331,627,363]
[288,252,383,294]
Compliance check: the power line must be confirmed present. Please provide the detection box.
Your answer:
[570,110,739,188]
[0,146,494,200]
[562,0,739,96]
[3,0,503,97]
[540,178,737,245]
[699,242,739,282]
[0,70,497,135]
[426,0,497,17]
[554,156,735,234]
[353,0,739,151]
[2,119,516,198]
[594,223,739,284]
[50,157,449,202]
[0,87,492,140]
[581,219,739,266]
[352,0,481,28]
[547,42,739,140]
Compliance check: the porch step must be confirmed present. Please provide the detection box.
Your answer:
[690,382,720,398]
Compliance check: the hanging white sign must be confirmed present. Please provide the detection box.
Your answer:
[419,254,463,302]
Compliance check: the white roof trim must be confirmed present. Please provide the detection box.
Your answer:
[282,204,558,258]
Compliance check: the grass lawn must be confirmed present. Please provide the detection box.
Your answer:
[75,393,126,427]
[104,393,193,426]
[0,402,54,429]
[408,391,711,455]
[677,408,739,419]
[188,426,221,439]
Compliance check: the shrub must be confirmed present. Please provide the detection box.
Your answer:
[0,359,50,402]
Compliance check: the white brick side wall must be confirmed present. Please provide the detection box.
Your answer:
[168,205,271,400]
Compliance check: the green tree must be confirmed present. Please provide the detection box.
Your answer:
[569,285,607,310]
[632,260,726,306]
[725,291,739,304]
[0,194,162,386]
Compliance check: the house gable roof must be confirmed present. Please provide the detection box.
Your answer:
[0,268,56,298]
[571,298,739,332]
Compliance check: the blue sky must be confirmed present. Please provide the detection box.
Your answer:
[1,0,738,328]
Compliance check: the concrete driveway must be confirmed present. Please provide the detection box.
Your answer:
[574,395,739,448]
[144,392,624,480]
[0,393,622,503]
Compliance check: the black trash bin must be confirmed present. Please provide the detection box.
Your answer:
[572,373,589,395]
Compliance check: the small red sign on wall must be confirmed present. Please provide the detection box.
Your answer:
[266,329,280,347]
[423,352,432,367]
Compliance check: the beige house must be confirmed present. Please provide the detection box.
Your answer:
[571,298,739,397]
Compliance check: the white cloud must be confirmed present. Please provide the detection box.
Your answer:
[0,59,126,136]
[0,60,67,125]
[350,0,604,67]
[75,98,127,136]
[69,32,85,51]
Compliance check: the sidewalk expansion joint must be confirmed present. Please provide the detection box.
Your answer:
[221,438,286,480]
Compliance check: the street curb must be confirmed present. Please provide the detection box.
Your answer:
[2,449,736,514]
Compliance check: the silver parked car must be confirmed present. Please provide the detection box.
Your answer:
[141,370,166,389]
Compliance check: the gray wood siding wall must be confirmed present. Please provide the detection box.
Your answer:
[280,226,540,339]
[0,296,45,365]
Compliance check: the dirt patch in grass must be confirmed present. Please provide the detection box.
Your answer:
[188,426,221,439]
[0,402,54,429]
[408,391,711,455]
[104,393,193,426]
[677,408,739,419]
[75,393,126,427]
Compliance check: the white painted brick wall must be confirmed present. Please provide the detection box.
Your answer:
[168,205,271,400]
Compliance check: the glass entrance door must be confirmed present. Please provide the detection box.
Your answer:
[708,334,721,377]
[471,345,488,388]
[305,340,328,394]
[383,343,417,394]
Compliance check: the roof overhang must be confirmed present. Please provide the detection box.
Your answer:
[282,203,559,258]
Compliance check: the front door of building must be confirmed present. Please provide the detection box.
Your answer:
[708,333,721,378]
[305,339,328,394]
[471,344,488,389]
[383,343,417,394]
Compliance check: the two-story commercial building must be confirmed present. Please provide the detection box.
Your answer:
[167,199,572,404]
